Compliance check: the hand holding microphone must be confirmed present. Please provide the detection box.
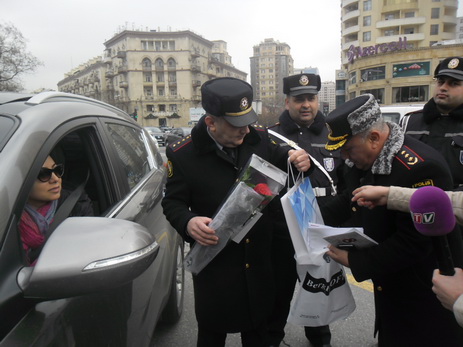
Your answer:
[409,186,456,276]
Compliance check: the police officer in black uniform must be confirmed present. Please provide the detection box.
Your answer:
[401,56,463,189]
[161,77,311,347]
[267,73,345,347]
[325,94,463,346]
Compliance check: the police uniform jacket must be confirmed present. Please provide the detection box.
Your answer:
[401,99,463,188]
[161,115,290,333]
[348,125,463,346]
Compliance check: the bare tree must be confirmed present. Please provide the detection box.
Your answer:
[258,96,285,126]
[0,23,42,91]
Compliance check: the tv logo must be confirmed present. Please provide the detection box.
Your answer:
[412,212,435,224]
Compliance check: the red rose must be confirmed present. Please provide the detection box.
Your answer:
[254,183,273,196]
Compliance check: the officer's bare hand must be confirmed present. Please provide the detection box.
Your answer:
[288,149,311,172]
[352,185,389,209]
[432,268,463,311]
[326,244,350,267]
[187,216,219,246]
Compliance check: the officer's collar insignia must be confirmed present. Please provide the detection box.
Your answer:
[240,97,249,111]
[448,58,460,69]
[299,75,309,86]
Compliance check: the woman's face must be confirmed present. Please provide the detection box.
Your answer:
[28,156,62,208]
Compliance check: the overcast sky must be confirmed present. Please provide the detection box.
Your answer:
[3,0,462,92]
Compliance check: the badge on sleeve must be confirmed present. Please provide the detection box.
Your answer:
[323,158,335,172]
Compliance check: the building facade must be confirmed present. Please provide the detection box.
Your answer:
[58,29,246,127]
[250,38,294,103]
[337,0,461,106]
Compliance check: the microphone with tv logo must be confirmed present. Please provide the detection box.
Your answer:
[409,186,456,276]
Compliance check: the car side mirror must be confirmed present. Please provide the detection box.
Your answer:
[17,217,159,299]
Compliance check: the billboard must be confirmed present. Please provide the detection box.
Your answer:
[393,62,430,78]
[190,107,206,122]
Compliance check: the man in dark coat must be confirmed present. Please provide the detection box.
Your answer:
[325,94,463,346]
[267,73,345,347]
[161,77,311,347]
[401,56,463,189]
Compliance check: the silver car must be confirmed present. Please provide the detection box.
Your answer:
[0,92,184,346]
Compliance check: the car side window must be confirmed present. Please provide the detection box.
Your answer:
[106,123,151,189]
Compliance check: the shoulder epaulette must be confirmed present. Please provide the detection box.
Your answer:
[170,135,193,152]
[252,124,266,132]
[395,145,424,169]
[267,122,280,129]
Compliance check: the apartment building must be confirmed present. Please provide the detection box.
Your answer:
[58,29,246,127]
[250,38,294,103]
[337,0,462,106]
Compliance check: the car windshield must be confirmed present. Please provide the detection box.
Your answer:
[146,127,162,133]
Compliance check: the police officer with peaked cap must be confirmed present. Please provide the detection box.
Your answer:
[325,94,463,346]
[161,77,311,347]
[267,73,347,347]
[401,56,463,188]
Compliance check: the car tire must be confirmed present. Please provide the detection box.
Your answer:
[161,241,185,324]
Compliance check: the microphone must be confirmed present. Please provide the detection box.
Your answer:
[409,186,456,276]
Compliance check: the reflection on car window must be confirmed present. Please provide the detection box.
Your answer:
[106,124,151,189]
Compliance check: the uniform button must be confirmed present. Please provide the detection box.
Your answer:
[352,206,357,212]
[245,238,251,244]
[377,286,383,292]
[245,263,250,269]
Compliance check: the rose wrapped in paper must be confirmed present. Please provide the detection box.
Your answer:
[184,154,287,275]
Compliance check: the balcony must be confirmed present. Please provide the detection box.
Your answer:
[155,65,164,71]
[105,70,114,78]
[169,81,177,87]
[119,81,128,89]
[376,16,425,28]
[343,25,359,36]
[191,48,200,57]
[342,9,359,21]
[342,0,357,7]
[118,65,128,74]
[191,64,201,72]
[116,51,126,59]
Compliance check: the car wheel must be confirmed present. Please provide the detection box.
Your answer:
[161,241,185,324]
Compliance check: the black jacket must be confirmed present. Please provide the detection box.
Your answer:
[348,135,463,346]
[401,99,463,188]
[162,115,291,332]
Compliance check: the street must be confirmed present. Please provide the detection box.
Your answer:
[154,146,378,347]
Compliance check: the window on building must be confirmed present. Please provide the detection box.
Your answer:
[155,41,161,51]
[168,72,176,82]
[363,31,371,42]
[430,24,439,35]
[349,71,357,85]
[162,42,168,50]
[144,73,152,82]
[155,58,164,69]
[158,88,165,96]
[361,66,385,81]
[404,27,415,34]
[360,89,384,104]
[385,29,397,36]
[431,8,440,19]
[156,72,164,82]
[169,41,176,50]
[404,11,415,18]
[349,92,356,100]
[147,104,154,112]
[142,58,152,69]
[363,0,371,11]
[364,16,371,26]
[170,88,177,96]
[393,85,428,103]
[144,87,153,96]
[169,104,177,112]
[167,58,176,68]
[159,104,166,112]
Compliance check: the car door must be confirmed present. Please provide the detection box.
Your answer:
[0,116,175,346]
[98,119,181,345]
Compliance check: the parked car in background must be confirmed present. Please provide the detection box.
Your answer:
[165,127,192,146]
[0,92,184,346]
[145,126,166,146]
[380,104,424,124]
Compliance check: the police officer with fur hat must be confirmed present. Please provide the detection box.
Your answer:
[162,77,311,347]
[325,94,463,346]
[401,56,463,188]
[267,73,347,347]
